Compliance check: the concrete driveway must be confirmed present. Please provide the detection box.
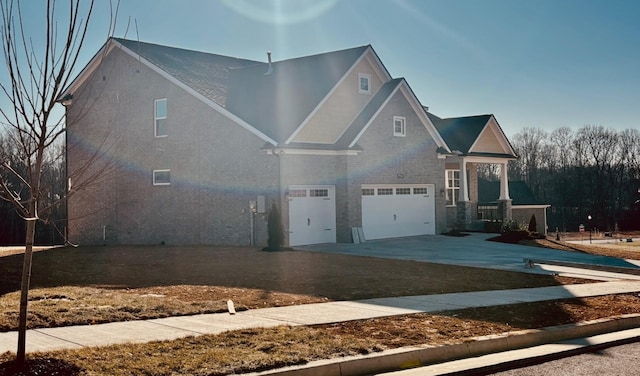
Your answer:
[301,233,640,279]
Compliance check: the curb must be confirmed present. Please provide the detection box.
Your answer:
[247,314,640,376]
[523,258,640,276]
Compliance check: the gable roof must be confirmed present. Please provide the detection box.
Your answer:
[225,45,370,143]
[427,111,516,158]
[63,38,510,154]
[478,178,545,206]
[335,78,404,148]
[114,38,262,108]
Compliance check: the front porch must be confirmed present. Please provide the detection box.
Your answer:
[445,158,513,231]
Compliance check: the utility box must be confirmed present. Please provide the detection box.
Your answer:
[257,195,266,214]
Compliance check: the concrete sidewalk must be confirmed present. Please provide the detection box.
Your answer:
[2,280,640,355]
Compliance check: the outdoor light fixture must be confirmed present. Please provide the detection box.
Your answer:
[588,215,592,244]
[60,93,73,106]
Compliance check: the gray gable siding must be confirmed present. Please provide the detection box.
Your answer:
[345,90,447,235]
[226,46,369,143]
[67,46,278,246]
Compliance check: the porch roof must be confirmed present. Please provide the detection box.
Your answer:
[478,178,546,206]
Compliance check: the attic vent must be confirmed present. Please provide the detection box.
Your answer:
[265,51,273,75]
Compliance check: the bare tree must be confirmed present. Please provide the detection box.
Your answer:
[0,0,114,363]
[508,127,547,197]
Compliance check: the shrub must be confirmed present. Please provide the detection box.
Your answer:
[500,219,530,243]
[528,214,537,233]
[264,202,284,251]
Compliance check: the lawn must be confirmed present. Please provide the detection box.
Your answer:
[1,244,585,332]
[1,241,639,375]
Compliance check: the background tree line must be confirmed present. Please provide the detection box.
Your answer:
[0,131,66,245]
[487,125,640,233]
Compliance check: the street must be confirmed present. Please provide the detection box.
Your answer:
[493,340,640,375]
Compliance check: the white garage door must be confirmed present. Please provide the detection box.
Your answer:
[362,184,435,240]
[288,185,336,246]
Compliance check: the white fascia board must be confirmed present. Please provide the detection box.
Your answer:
[468,116,514,156]
[285,46,391,145]
[399,83,449,150]
[348,83,399,148]
[487,115,517,156]
[455,156,514,164]
[59,39,117,100]
[467,121,490,154]
[349,80,450,150]
[114,40,278,146]
[513,204,551,209]
[265,148,360,156]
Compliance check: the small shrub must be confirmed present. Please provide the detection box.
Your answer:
[528,214,537,233]
[500,219,530,243]
[263,202,285,251]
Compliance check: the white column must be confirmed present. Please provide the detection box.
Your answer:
[499,162,510,200]
[459,159,469,202]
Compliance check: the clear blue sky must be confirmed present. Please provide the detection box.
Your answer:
[14,0,640,137]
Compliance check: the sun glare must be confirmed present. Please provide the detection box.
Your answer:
[221,0,338,25]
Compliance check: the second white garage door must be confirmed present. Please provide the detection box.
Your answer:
[288,185,336,246]
[361,184,435,240]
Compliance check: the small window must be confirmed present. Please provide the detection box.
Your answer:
[358,73,371,94]
[396,188,411,195]
[413,187,428,195]
[378,188,393,195]
[393,116,406,137]
[288,189,307,198]
[153,169,171,186]
[362,188,375,196]
[310,189,329,197]
[154,99,167,137]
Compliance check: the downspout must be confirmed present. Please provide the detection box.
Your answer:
[274,147,286,246]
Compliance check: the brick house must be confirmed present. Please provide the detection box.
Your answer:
[62,38,520,246]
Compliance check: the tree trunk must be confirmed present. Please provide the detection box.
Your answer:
[16,210,36,363]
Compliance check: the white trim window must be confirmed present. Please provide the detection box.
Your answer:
[358,73,371,94]
[153,169,171,186]
[445,169,460,206]
[393,116,406,137]
[154,98,168,137]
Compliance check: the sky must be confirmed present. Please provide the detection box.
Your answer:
[9,0,640,138]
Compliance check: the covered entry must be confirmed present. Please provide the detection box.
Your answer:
[361,184,435,240]
[288,185,336,246]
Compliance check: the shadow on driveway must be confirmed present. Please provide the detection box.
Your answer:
[300,233,640,274]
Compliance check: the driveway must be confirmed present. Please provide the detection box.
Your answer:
[301,233,640,279]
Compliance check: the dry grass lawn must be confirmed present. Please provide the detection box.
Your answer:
[1,236,640,375]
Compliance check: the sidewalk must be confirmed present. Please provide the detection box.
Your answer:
[2,279,640,355]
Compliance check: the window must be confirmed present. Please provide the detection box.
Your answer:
[310,189,329,197]
[288,189,307,197]
[445,169,460,205]
[396,188,411,195]
[413,187,428,195]
[378,188,393,195]
[393,116,406,137]
[154,99,167,137]
[358,73,371,94]
[153,169,171,186]
[362,188,375,196]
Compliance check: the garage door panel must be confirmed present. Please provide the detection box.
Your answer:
[362,185,435,240]
[288,186,336,246]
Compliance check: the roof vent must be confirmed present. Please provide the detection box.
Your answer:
[265,51,273,75]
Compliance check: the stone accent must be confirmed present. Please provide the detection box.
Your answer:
[497,199,513,222]
[456,201,473,230]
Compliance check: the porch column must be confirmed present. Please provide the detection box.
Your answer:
[459,159,469,202]
[498,162,512,222]
[456,158,472,229]
[499,162,510,200]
